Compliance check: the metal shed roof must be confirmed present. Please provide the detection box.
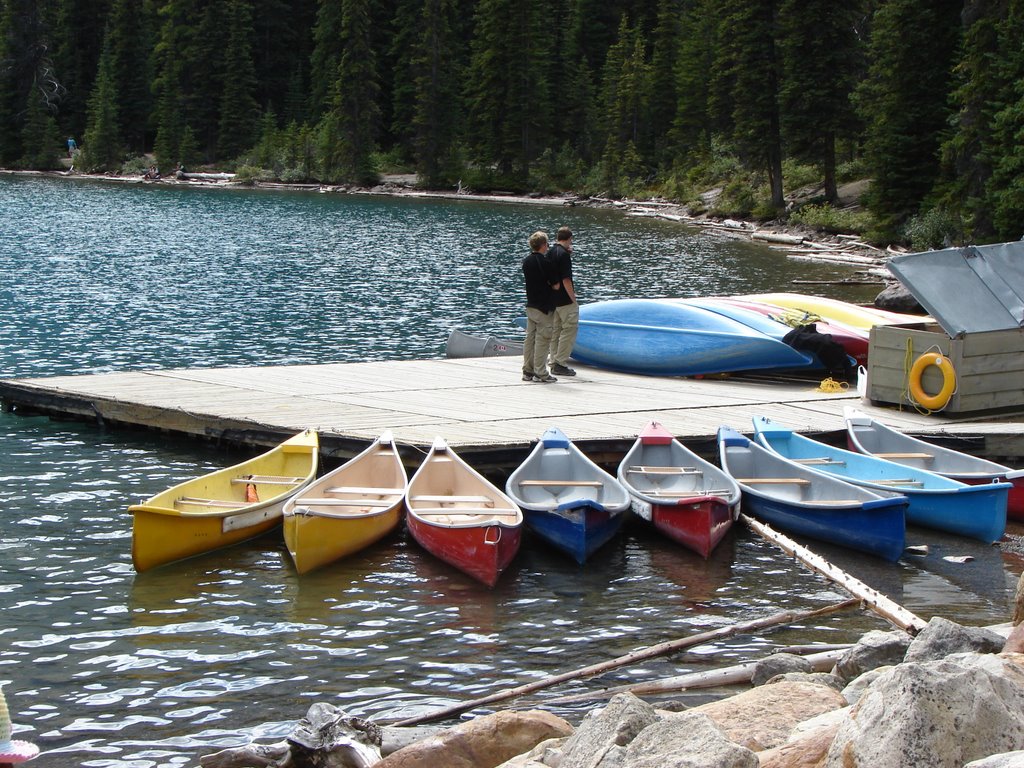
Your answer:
[887,242,1024,337]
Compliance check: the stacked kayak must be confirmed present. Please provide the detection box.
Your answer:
[573,299,814,376]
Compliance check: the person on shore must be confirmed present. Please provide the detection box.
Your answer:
[521,231,560,383]
[547,226,578,376]
[67,137,77,157]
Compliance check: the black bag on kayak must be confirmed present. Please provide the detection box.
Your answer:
[782,324,853,380]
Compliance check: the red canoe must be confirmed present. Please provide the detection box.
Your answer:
[617,422,741,558]
[406,437,523,587]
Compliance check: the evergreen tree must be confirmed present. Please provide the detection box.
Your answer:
[854,0,962,236]
[599,15,651,186]
[465,0,551,184]
[409,0,461,186]
[104,0,153,153]
[318,0,380,183]
[309,0,343,119]
[217,0,259,161]
[647,0,679,168]
[986,0,1024,239]
[669,0,716,167]
[151,0,197,168]
[81,33,122,171]
[712,0,784,211]
[17,78,62,169]
[777,0,863,203]
[50,0,112,142]
[939,0,1009,240]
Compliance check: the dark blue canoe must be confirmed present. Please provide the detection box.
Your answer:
[717,426,908,561]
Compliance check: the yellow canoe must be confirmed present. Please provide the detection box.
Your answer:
[130,429,319,572]
[282,431,408,574]
[737,293,928,331]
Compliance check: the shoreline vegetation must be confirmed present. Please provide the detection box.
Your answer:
[5,166,903,297]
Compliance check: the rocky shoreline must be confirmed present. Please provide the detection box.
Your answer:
[201,610,1024,768]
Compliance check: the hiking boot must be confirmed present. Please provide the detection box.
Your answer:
[522,370,534,381]
[551,363,576,376]
[532,373,558,383]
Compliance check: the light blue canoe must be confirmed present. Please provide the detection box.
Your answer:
[751,416,1009,543]
[571,299,815,376]
[506,427,630,563]
[717,426,907,561]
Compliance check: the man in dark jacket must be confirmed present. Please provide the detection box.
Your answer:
[521,231,560,383]
[547,226,578,376]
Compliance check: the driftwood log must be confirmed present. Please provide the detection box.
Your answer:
[392,598,861,727]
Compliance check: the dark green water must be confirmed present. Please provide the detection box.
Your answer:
[0,175,1017,768]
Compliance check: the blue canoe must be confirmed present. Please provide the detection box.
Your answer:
[570,299,814,376]
[505,427,630,563]
[751,416,1009,543]
[717,426,907,561]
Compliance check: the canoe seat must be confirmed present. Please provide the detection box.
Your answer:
[231,475,305,485]
[176,496,249,508]
[626,466,702,475]
[414,507,518,516]
[873,452,934,460]
[409,494,494,504]
[735,478,811,485]
[325,485,402,495]
[517,479,603,487]
[813,499,865,506]
[294,497,394,507]
[793,458,846,467]
[873,479,925,487]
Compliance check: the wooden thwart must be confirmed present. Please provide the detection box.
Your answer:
[176,496,248,508]
[231,475,304,485]
[735,477,811,485]
[294,497,394,507]
[874,452,934,459]
[794,457,846,466]
[326,485,403,495]
[411,512,516,518]
[409,494,494,504]
[517,479,603,487]
[626,466,702,475]
[873,479,925,486]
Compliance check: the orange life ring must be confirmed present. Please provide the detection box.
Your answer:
[909,352,956,409]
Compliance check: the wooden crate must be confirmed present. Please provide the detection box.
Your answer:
[867,323,1024,414]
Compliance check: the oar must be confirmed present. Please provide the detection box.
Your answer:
[390,597,861,727]
[741,513,927,634]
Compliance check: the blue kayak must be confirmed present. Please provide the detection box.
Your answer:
[571,299,814,376]
[717,426,907,561]
[751,416,1009,543]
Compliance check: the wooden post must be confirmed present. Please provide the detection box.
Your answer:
[741,514,928,634]
[390,597,861,727]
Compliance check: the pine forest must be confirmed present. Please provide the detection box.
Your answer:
[2,0,1024,246]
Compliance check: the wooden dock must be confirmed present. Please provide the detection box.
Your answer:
[2,356,1023,471]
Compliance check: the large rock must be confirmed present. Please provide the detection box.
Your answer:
[493,737,567,768]
[825,653,1024,767]
[622,711,757,768]
[965,751,1024,767]
[375,710,572,768]
[559,693,660,768]
[694,681,846,751]
[752,653,814,686]
[831,630,911,683]
[874,282,925,314]
[756,710,845,768]
[904,616,1006,662]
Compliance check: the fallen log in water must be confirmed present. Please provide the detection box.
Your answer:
[545,646,848,705]
[742,514,928,634]
[390,598,861,727]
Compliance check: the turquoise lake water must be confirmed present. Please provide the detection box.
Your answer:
[0,174,1019,768]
